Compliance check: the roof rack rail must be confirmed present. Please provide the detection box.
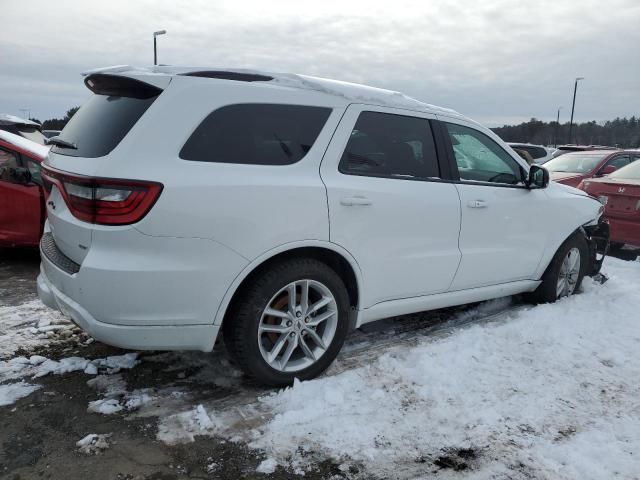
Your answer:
[180,71,273,82]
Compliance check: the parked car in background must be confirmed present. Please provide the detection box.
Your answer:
[0,114,46,145]
[37,66,608,386]
[551,144,619,158]
[43,130,62,139]
[0,130,49,247]
[507,143,554,164]
[545,150,640,188]
[578,159,640,256]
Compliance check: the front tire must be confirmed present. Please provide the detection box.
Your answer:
[223,258,350,387]
[529,232,588,303]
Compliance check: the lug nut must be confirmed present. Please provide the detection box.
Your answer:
[286,320,292,327]
[296,311,302,317]
[290,332,296,338]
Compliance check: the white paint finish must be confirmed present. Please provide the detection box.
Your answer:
[45,188,92,264]
[451,183,549,289]
[357,280,540,326]
[38,69,604,355]
[320,104,462,308]
[38,269,219,352]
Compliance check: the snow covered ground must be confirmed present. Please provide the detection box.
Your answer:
[1,256,639,479]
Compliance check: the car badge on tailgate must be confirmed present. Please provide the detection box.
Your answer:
[618,187,625,193]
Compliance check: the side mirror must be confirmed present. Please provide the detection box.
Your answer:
[526,165,549,189]
[600,165,617,176]
[0,166,33,186]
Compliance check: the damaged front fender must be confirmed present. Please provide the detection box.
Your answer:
[582,220,610,278]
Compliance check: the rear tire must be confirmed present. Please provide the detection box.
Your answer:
[223,258,350,387]
[528,232,588,303]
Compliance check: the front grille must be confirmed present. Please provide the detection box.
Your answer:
[40,232,81,275]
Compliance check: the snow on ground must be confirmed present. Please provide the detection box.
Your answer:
[76,433,112,455]
[150,257,640,479]
[0,300,76,359]
[0,381,41,406]
[234,258,640,478]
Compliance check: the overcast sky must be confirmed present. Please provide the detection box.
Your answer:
[2,0,639,127]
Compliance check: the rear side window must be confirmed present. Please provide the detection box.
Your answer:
[180,104,332,165]
[339,111,439,179]
[518,145,547,159]
[51,94,158,158]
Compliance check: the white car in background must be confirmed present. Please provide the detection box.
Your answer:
[38,66,608,386]
[508,142,555,164]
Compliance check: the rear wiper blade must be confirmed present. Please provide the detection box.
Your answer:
[46,136,77,150]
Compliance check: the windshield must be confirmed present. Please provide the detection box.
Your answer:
[17,126,46,145]
[544,153,609,174]
[610,160,640,180]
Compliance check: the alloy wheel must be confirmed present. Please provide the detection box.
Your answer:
[258,279,338,373]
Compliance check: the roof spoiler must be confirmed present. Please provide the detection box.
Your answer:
[84,74,164,99]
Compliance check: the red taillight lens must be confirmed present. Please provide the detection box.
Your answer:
[42,166,163,226]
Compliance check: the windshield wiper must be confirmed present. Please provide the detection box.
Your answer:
[46,136,77,150]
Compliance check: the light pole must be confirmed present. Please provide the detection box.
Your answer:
[568,77,584,145]
[554,106,562,147]
[153,30,166,65]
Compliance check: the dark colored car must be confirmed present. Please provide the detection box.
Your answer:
[0,130,48,247]
[578,159,640,251]
[545,150,640,188]
[0,114,46,145]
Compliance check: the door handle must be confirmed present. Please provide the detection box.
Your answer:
[340,196,372,206]
[467,200,487,208]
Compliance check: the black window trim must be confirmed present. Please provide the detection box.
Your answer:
[437,120,530,189]
[337,111,449,184]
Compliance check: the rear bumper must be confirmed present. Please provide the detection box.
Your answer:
[583,220,610,276]
[607,216,640,248]
[38,266,219,351]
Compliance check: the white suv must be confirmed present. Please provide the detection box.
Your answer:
[37,66,608,386]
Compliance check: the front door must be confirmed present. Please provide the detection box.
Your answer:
[0,147,43,246]
[320,105,462,308]
[438,119,549,290]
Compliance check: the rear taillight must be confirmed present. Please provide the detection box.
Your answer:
[42,165,162,226]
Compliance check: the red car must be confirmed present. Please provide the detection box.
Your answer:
[0,130,49,247]
[578,159,640,250]
[545,150,640,188]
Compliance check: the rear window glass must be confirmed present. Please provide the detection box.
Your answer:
[180,104,332,165]
[51,94,158,158]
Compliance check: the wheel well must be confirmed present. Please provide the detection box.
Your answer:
[223,247,359,324]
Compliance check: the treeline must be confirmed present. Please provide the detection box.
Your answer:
[492,117,640,148]
[30,107,79,131]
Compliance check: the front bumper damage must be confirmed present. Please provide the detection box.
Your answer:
[583,220,610,281]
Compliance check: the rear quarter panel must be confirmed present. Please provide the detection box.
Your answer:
[118,78,347,261]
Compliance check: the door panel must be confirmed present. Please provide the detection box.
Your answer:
[320,105,462,308]
[0,148,43,246]
[452,184,549,289]
[0,181,43,246]
[439,118,549,289]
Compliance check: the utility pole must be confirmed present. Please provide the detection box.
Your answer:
[568,77,584,145]
[554,107,562,147]
[19,109,30,120]
[153,30,167,65]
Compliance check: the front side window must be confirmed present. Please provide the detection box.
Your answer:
[445,123,523,185]
[606,155,631,170]
[339,111,439,179]
[180,104,331,165]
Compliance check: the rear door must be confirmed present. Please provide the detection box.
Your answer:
[0,147,43,246]
[438,118,549,290]
[320,105,462,308]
